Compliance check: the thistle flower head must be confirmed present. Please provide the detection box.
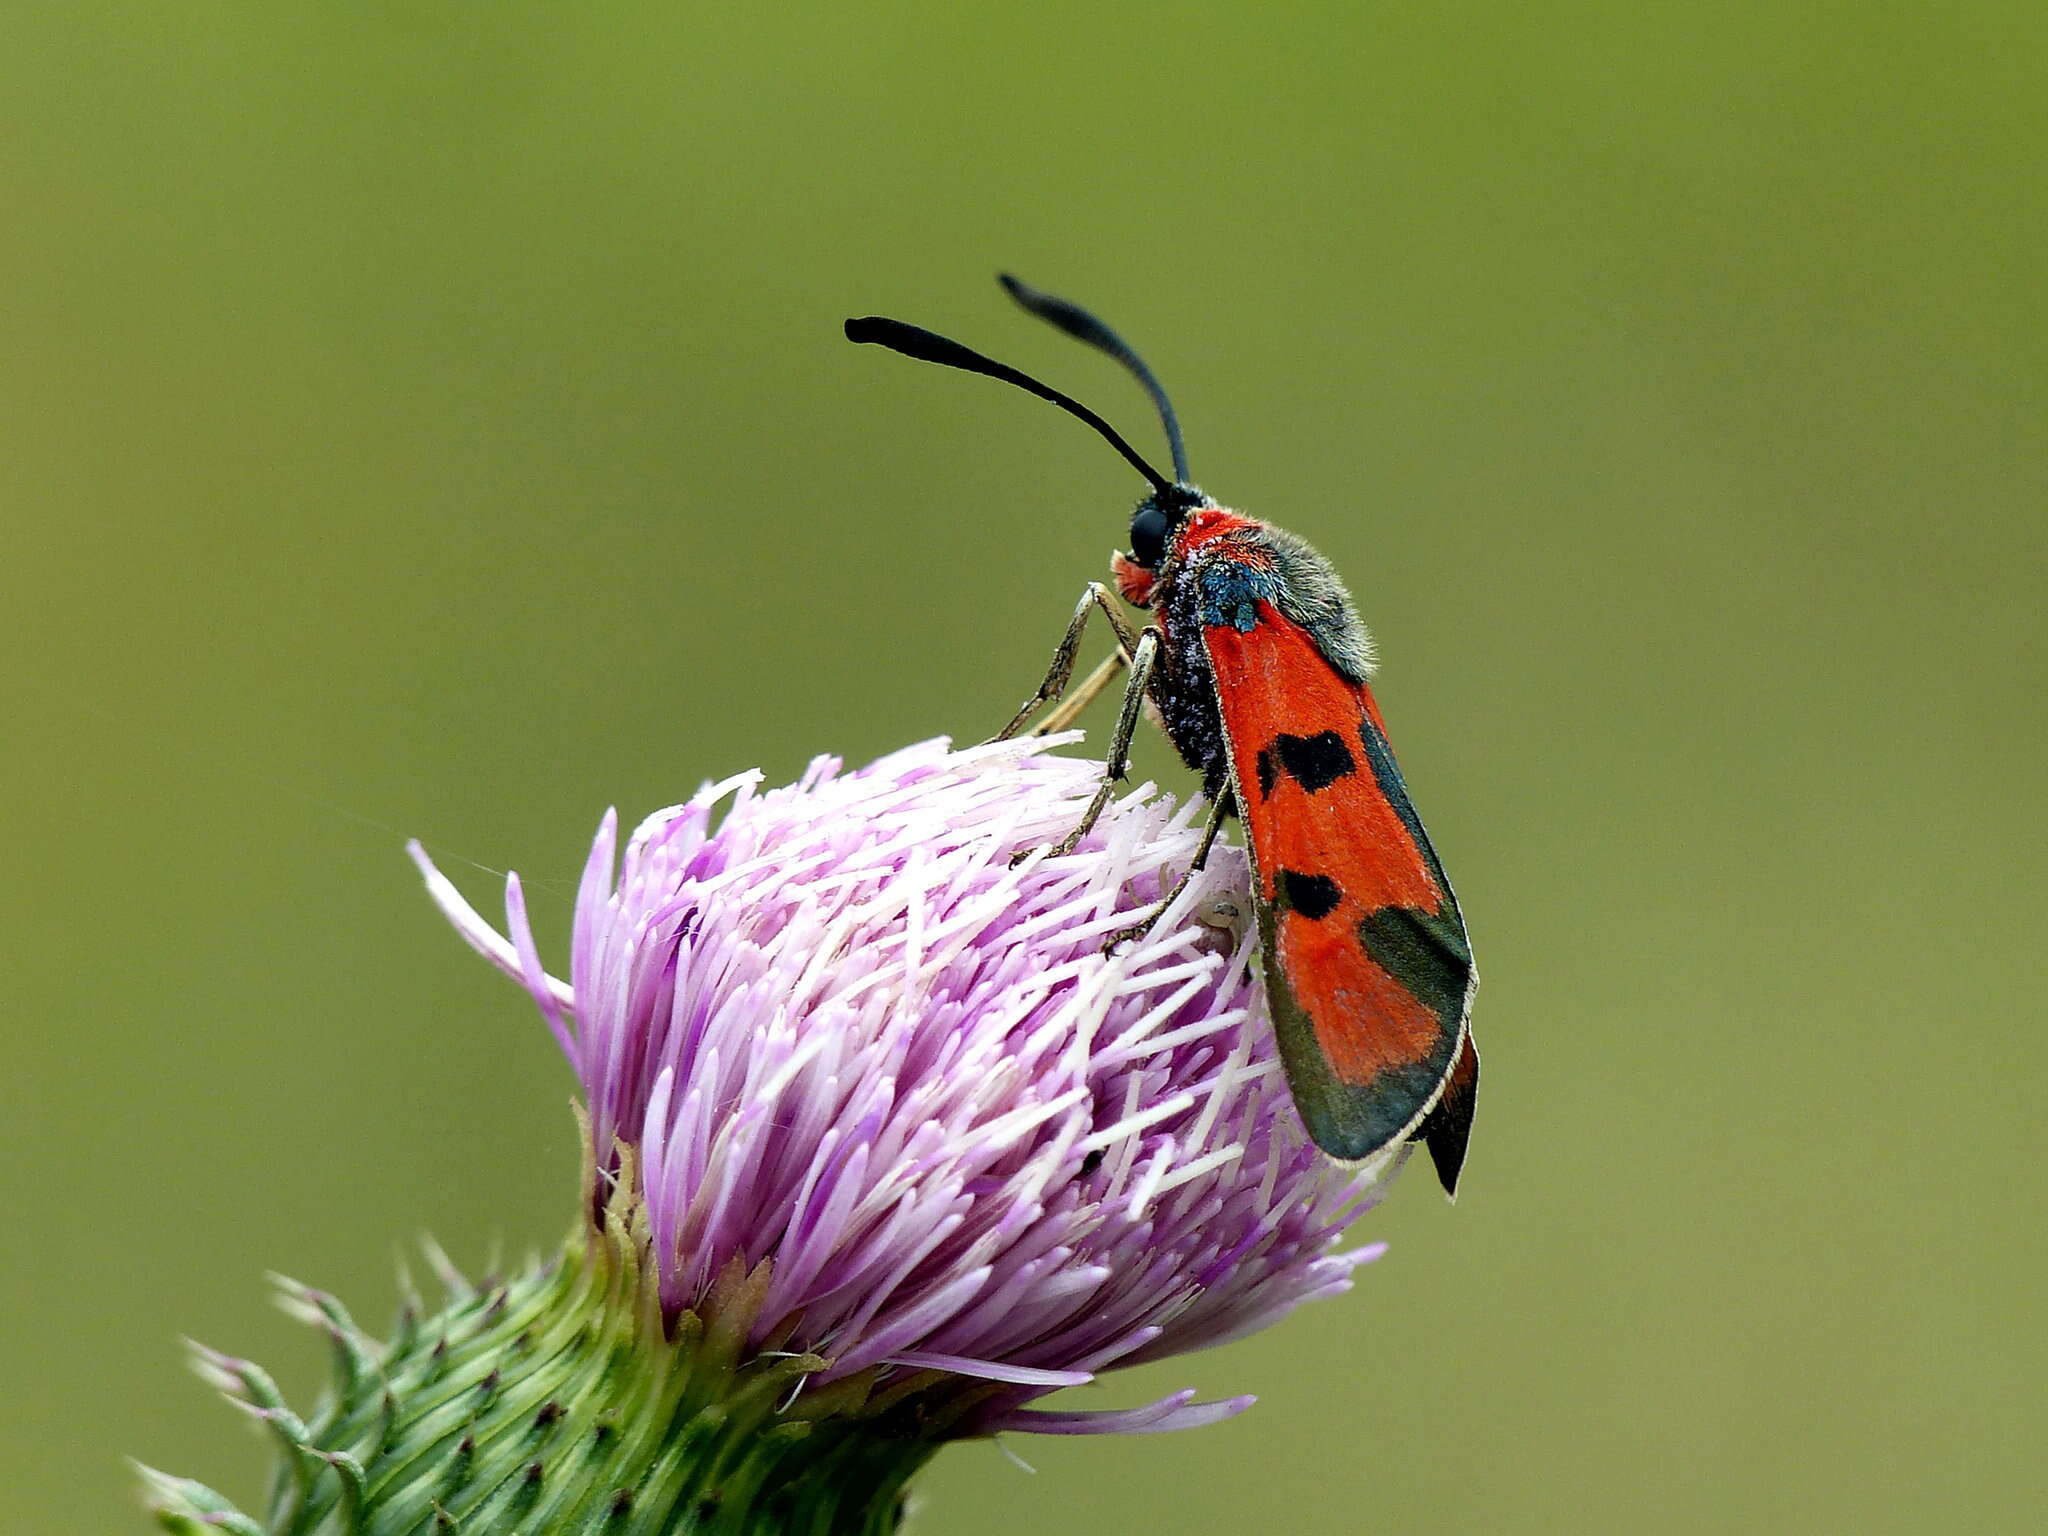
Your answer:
[412,736,1397,1436]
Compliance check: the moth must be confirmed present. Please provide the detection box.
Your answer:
[846,277,1479,1197]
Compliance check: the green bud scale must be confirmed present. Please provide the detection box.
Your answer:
[141,1176,968,1535]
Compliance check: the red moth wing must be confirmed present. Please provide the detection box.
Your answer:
[1201,600,1476,1173]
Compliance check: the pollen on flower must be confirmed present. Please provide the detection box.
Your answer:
[410,735,1401,1436]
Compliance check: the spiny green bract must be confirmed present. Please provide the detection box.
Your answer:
[139,1194,963,1536]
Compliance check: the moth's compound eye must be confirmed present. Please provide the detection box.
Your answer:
[1129,502,1174,568]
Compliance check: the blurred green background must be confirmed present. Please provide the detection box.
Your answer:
[4,3,2042,1532]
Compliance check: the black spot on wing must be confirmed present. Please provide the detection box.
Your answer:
[1255,746,1278,799]
[1270,730,1356,793]
[1278,869,1343,920]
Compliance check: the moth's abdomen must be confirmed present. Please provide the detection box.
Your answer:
[1153,573,1234,797]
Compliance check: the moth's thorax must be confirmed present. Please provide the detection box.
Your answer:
[1111,502,1264,610]
[1168,505,1264,558]
[1131,501,1378,725]
[1144,506,1279,625]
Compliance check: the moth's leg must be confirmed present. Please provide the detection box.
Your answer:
[1012,627,1161,866]
[1037,588,1151,733]
[991,582,1141,742]
[1032,650,1123,735]
[1103,787,1238,952]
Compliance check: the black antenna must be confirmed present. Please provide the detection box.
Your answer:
[998,273,1190,483]
[843,315,1177,498]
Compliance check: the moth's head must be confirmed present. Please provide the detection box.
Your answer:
[1113,484,1206,605]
